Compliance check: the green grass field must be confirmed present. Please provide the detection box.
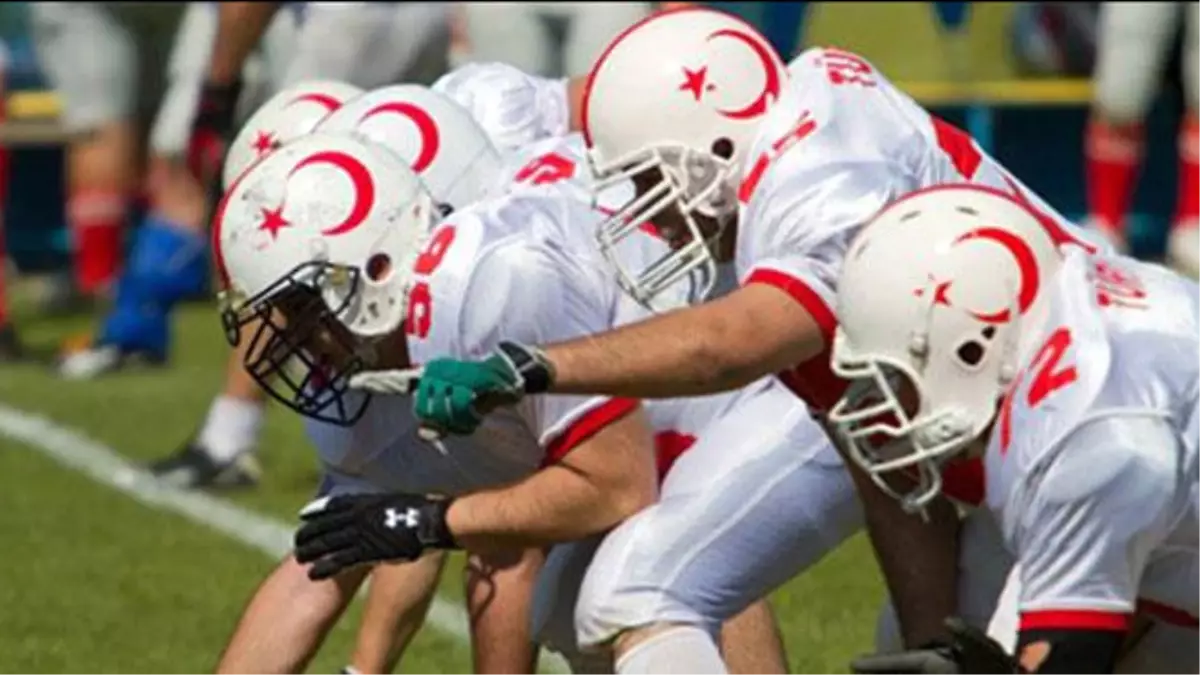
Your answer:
[0,290,888,674]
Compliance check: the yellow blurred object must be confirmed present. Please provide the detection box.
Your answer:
[7,90,61,120]
[900,79,1093,106]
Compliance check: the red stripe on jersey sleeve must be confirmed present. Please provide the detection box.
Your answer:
[541,397,639,467]
[1020,609,1131,632]
[744,268,838,341]
[744,268,847,411]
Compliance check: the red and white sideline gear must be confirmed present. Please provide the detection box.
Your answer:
[737,47,1110,413]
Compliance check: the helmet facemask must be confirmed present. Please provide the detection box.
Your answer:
[828,287,1024,514]
[591,142,738,312]
[220,260,389,428]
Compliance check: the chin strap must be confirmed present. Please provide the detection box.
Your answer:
[349,367,424,395]
[349,366,449,447]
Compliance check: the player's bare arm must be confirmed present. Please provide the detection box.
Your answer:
[294,407,658,578]
[544,283,824,398]
[409,282,827,437]
[447,407,658,552]
[843,456,960,649]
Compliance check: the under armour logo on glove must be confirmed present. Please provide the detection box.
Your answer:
[384,506,420,530]
[295,493,460,581]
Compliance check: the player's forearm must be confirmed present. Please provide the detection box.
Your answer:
[546,286,821,399]
[446,465,651,552]
[208,2,282,85]
[846,455,960,648]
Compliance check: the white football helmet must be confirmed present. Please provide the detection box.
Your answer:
[827,185,1065,513]
[432,61,570,153]
[213,132,436,426]
[584,7,789,308]
[223,80,364,190]
[316,84,502,211]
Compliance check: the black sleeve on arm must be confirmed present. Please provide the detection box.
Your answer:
[1017,628,1124,673]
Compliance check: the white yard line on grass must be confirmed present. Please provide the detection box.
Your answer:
[0,403,569,674]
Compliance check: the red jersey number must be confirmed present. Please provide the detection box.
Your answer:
[405,224,459,338]
[823,48,877,88]
[514,152,576,186]
[999,327,1078,452]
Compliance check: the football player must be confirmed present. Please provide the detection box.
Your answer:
[148,1,449,487]
[829,184,1197,674]
[402,7,1111,668]
[212,87,844,672]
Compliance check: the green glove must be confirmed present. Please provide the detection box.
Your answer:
[413,342,555,436]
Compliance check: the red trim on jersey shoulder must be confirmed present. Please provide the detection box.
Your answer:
[744,267,846,410]
[541,397,640,466]
[1137,599,1200,629]
[744,268,838,339]
[1020,609,1131,632]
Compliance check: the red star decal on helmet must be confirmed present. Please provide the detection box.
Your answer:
[252,131,276,156]
[913,276,953,307]
[257,205,291,240]
[679,66,712,101]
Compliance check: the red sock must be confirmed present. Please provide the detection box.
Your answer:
[1176,113,1199,229]
[67,190,127,295]
[1085,118,1144,235]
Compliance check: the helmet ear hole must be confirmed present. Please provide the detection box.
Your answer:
[956,339,987,368]
[365,253,392,283]
[711,137,734,160]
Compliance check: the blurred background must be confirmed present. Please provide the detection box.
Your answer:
[0,3,1193,673]
[0,1,1190,274]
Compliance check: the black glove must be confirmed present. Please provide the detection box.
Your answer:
[187,79,243,184]
[294,493,459,581]
[851,617,1022,674]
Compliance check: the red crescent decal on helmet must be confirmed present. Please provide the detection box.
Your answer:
[950,227,1040,324]
[288,151,376,237]
[357,101,441,173]
[285,92,342,112]
[705,28,781,120]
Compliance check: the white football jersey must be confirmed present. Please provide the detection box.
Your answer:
[984,251,1199,630]
[737,47,1107,411]
[307,178,780,495]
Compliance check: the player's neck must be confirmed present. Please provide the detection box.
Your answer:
[368,330,413,370]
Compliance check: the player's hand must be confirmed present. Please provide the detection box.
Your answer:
[294,493,458,581]
[187,79,243,185]
[410,341,555,438]
[851,617,1021,674]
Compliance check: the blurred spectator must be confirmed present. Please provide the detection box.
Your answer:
[1087,2,1197,275]
[1010,2,1100,77]
[459,1,653,78]
[31,2,216,376]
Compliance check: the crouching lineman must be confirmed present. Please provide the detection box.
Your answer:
[211,104,860,670]
[833,185,1197,674]
[393,8,1111,666]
